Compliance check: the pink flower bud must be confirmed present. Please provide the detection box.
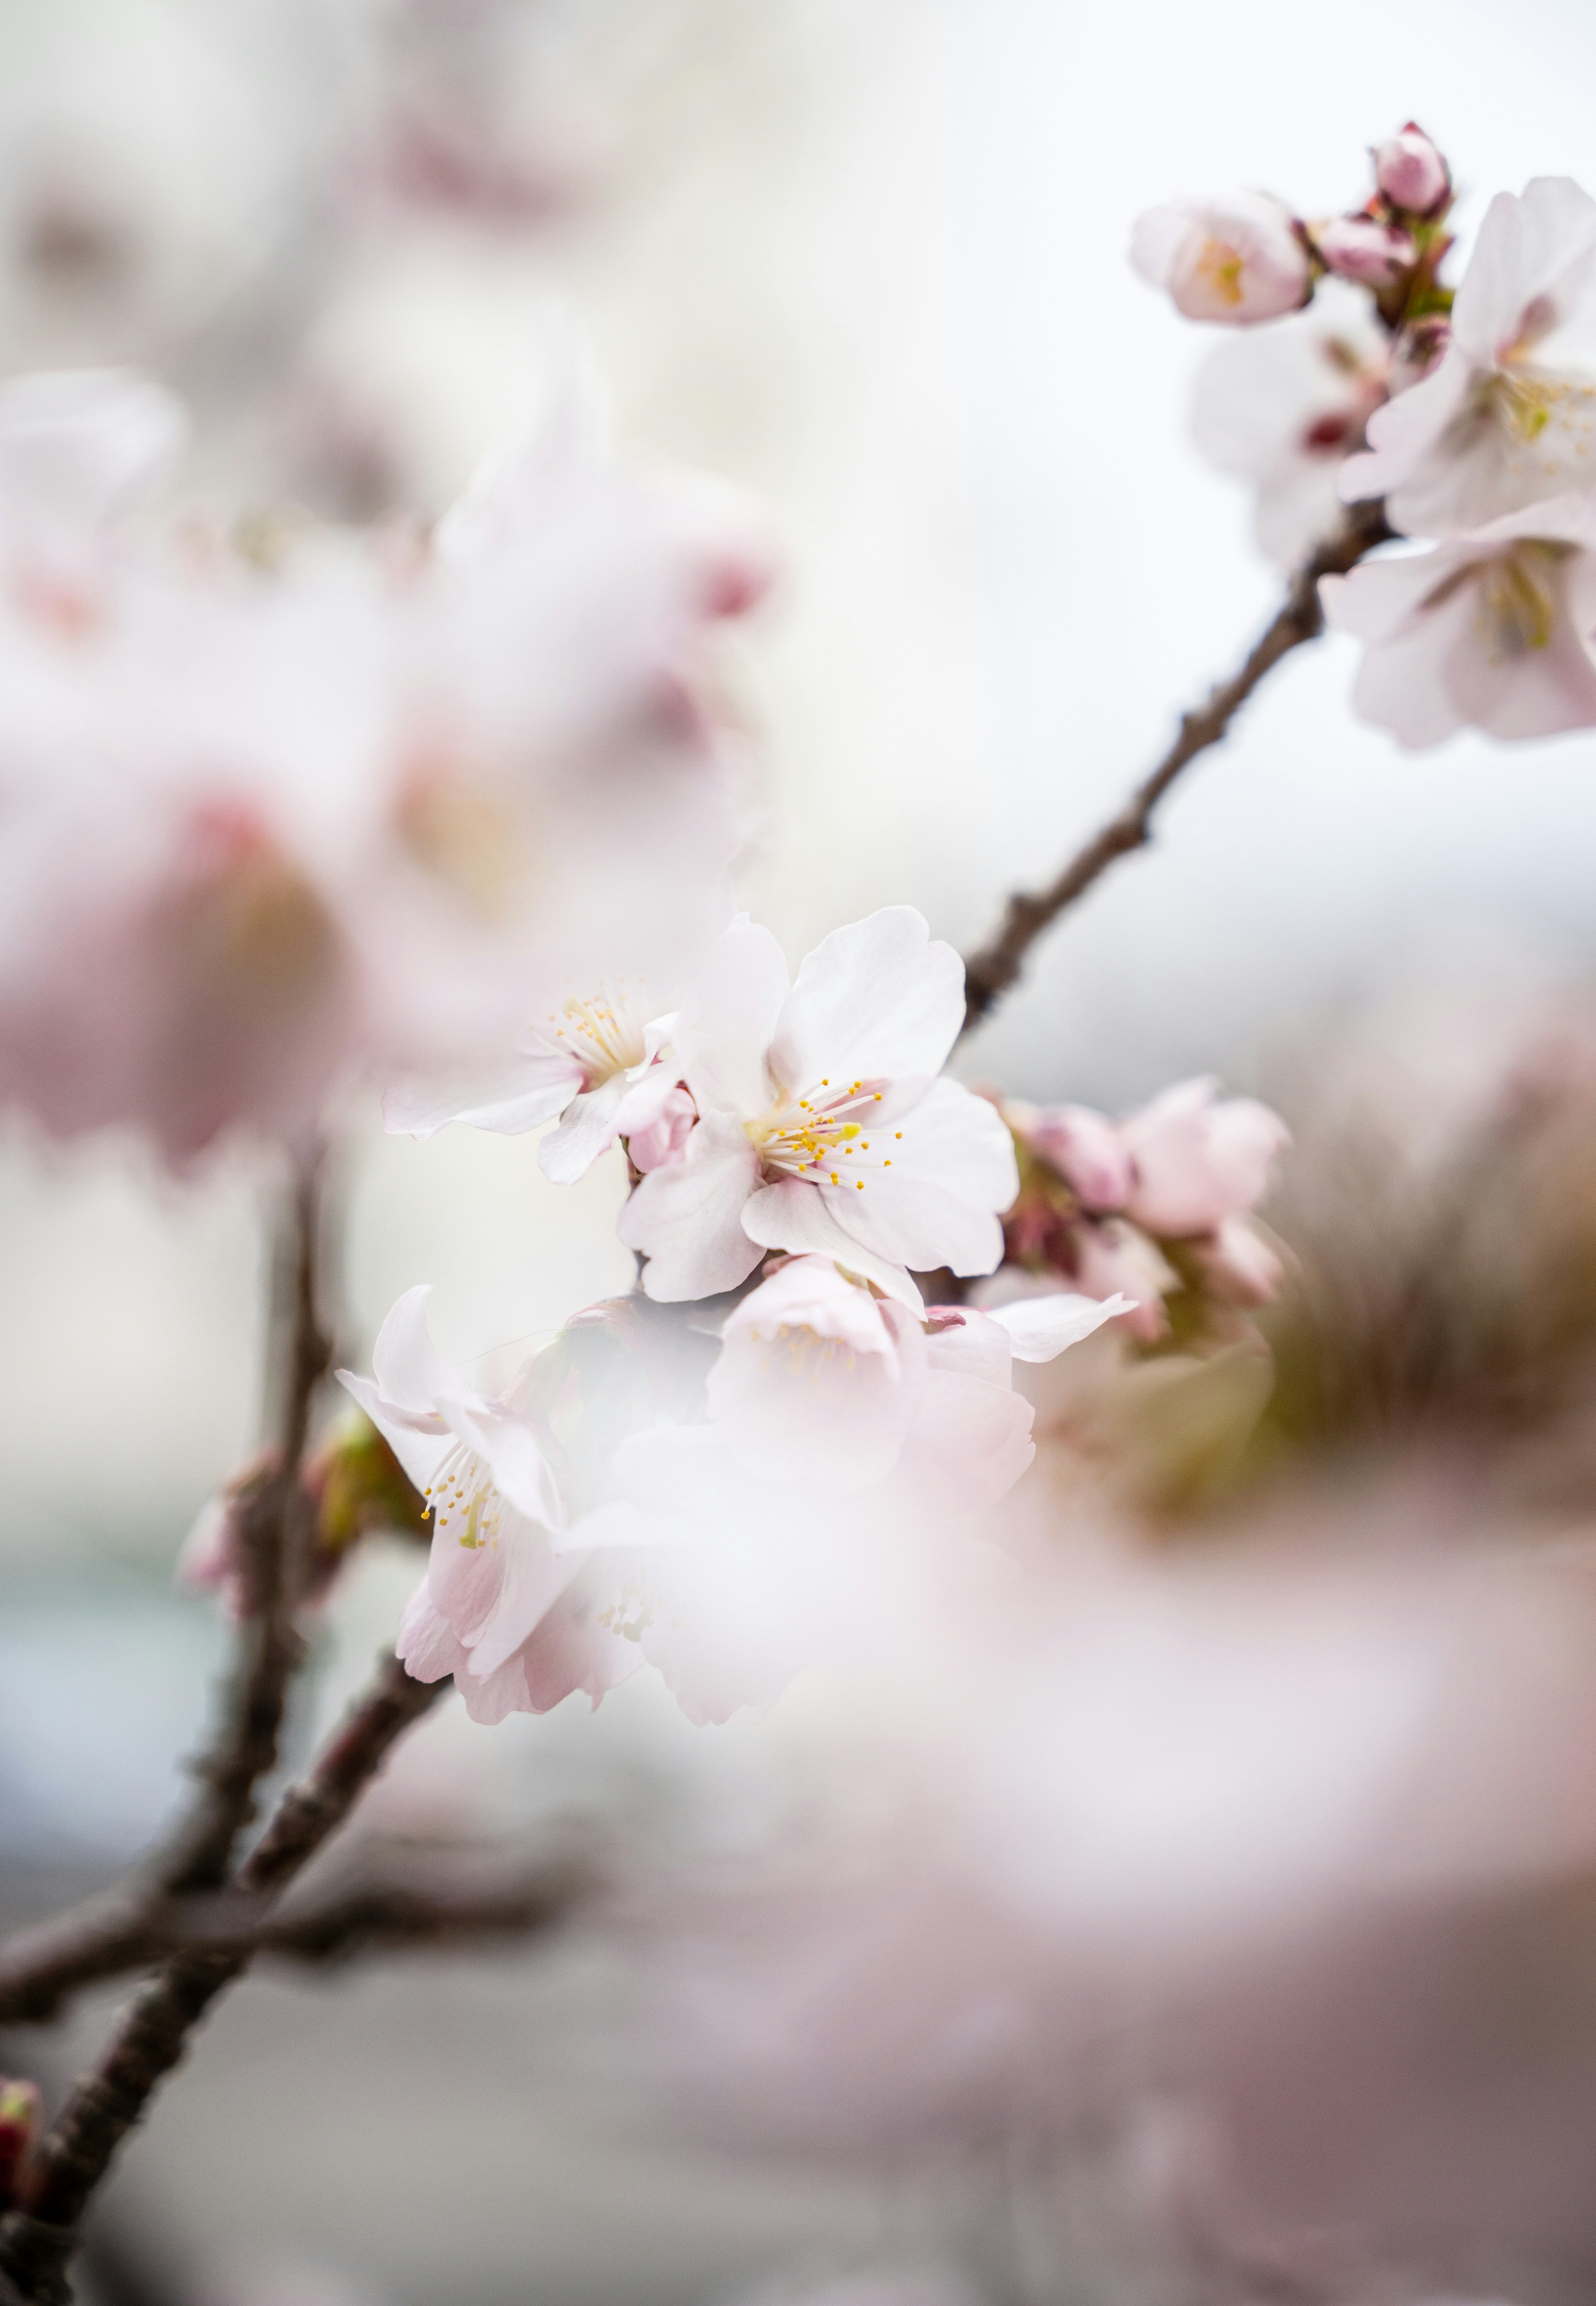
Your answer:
[627,1081,697,1173]
[1016,1101,1133,1212]
[1070,1218,1177,1343]
[1121,1078,1290,1238]
[1315,215,1417,290]
[1374,123,1451,218]
[1132,192,1310,325]
[0,2077,40,2211]
[1190,1216,1284,1308]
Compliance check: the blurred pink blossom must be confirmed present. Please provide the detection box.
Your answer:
[1132,192,1310,325]
[1315,215,1416,290]
[1192,283,1389,566]
[1121,1078,1291,1238]
[1321,494,1596,745]
[1342,175,1596,534]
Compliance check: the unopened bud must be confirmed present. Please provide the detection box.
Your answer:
[0,2077,41,2210]
[1374,123,1451,217]
[1131,191,1310,325]
[307,1413,430,1560]
[1315,215,1417,289]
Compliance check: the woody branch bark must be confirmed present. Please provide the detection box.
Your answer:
[0,1160,333,2038]
[959,500,1392,1035]
[0,1657,448,2304]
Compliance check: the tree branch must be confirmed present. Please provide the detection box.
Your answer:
[958,501,1392,1035]
[0,1659,447,2305]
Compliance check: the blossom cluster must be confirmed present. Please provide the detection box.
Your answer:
[0,358,767,1160]
[1139,128,1596,747]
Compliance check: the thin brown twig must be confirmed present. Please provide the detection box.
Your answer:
[0,1858,589,2027]
[0,1658,448,2304]
[958,500,1392,1036]
[0,1160,335,2041]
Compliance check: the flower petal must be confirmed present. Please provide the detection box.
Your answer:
[817,1075,1017,1279]
[538,1071,630,1184]
[741,1176,923,1310]
[989,1291,1137,1361]
[769,906,964,1092]
[382,1050,581,1139]
[673,917,789,1117]
[619,1110,765,1300]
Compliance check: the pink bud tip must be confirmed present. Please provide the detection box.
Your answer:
[1315,215,1418,290]
[1373,123,1451,217]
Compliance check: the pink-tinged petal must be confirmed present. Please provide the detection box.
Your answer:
[619,1110,764,1301]
[337,1370,452,1499]
[820,1075,1017,1279]
[382,1049,581,1139]
[395,1580,463,1684]
[625,1082,697,1173]
[1122,1079,1290,1236]
[1338,346,1470,512]
[1071,1221,1177,1343]
[366,1285,461,1420]
[1193,1217,1285,1307]
[613,1059,684,1137]
[990,1291,1137,1362]
[921,1305,1013,1388]
[1019,1102,1133,1211]
[904,1369,1035,1514]
[456,1517,583,1679]
[444,1398,564,1527]
[708,1256,910,1492]
[768,907,964,1093]
[1451,178,1596,366]
[741,1176,923,1310]
[538,1070,630,1183]
[673,917,789,1117]
[517,1570,644,1711]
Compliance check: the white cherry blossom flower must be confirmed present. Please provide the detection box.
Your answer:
[1131,191,1310,326]
[1342,176,1596,535]
[618,909,1019,1309]
[347,1265,1126,1726]
[384,983,682,1183]
[1192,282,1388,566]
[1320,493,1596,746]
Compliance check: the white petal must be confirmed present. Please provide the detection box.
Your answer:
[741,1176,924,1310]
[338,1370,451,1497]
[618,1111,765,1300]
[382,1051,582,1139]
[768,906,964,1093]
[367,1285,460,1419]
[990,1291,1138,1361]
[538,1072,630,1184]
[818,1075,1017,1279]
[459,1519,584,1680]
[673,917,789,1117]
[446,1398,565,1528]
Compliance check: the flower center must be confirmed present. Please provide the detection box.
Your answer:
[1195,237,1246,307]
[1475,541,1571,658]
[746,1077,900,1191]
[1485,366,1596,464]
[424,1440,503,1550]
[539,987,648,1086]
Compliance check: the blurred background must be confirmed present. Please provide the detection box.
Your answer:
[9,0,1596,2300]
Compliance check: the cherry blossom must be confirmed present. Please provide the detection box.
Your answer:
[1315,215,1416,291]
[0,357,764,1161]
[1131,191,1310,326]
[346,1264,1125,1725]
[618,909,1019,1308]
[997,1080,1289,1343]
[1192,281,1389,565]
[1342,176,1596,535]
[1320,493,1596,746]
[384,985,682,1183]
